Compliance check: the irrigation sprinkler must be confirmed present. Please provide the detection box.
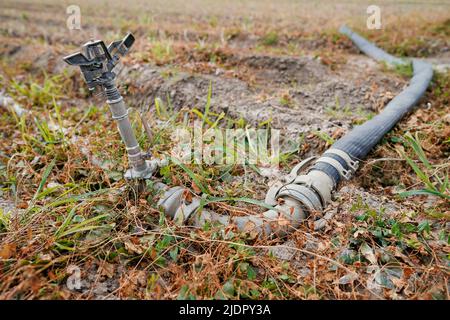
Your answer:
[63,33,156,180]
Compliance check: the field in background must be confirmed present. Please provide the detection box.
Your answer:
[0,0,449,299]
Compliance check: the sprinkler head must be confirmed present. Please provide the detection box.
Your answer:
[63,33,135,91]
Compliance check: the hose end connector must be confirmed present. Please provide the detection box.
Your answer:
[265,149,358,215]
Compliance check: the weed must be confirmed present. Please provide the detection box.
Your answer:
[149,40,175,64]
[349,199,434,257]
[261,31,279,46]
[9,74,64,108]
[313,130,335,146]
[325,96,353,119]
[398,132,449,201]
[279,91,292,107]
[393,62,413,78]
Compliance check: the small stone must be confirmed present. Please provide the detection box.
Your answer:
[269,240,297,261]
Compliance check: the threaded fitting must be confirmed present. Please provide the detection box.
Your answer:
[103,81,122,102]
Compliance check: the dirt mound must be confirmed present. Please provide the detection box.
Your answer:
[123,52,406,138]
[236,55,330,86]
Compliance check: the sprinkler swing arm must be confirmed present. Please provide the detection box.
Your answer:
[64,33,135,90]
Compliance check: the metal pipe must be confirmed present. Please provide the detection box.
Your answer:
[103,80,153,178]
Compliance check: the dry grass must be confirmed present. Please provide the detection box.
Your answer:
[0,0,449,300]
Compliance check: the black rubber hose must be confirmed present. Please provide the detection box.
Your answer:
[339,25,406,66]
[310,27,433,186]
[332,59,432,159]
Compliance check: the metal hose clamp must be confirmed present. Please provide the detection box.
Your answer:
[315,148,359,181]
[324,148,359,172]
[315,156,352,180]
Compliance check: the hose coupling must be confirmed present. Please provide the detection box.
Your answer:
[264,150,357,215]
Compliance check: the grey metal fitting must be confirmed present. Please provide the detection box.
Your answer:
[194,196,307,237]
[265,169,333,216]
[264,150,355,215]
[316,148,359,181]
[157,186,202,224]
